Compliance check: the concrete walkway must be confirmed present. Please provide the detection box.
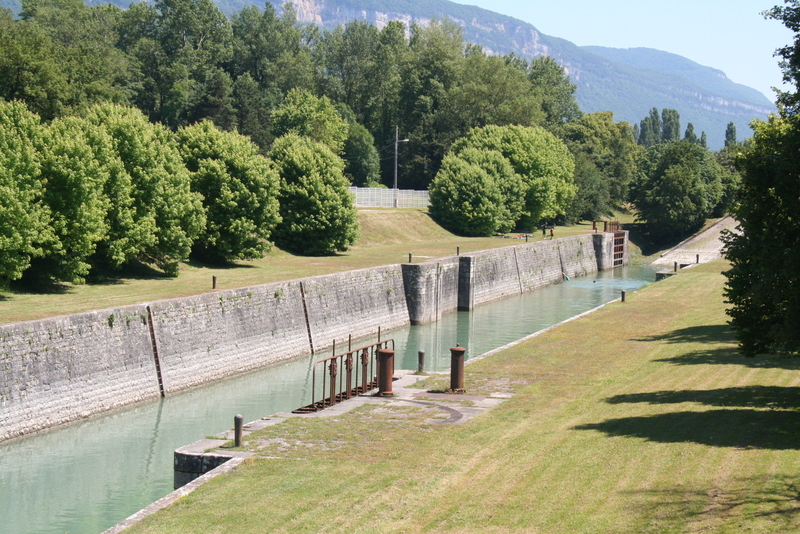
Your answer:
[650,216,738,268]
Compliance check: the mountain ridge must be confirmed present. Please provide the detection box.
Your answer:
[0,0,775,148]
[264,0,773,148]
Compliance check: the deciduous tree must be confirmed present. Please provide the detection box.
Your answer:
[269,134,358,255]
[177,120,280,263]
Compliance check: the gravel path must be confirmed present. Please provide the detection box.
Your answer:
[650,216,739,267]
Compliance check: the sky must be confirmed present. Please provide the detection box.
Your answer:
[461,0,794,102]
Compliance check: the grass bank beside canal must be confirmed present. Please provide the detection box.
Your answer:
[124,260,800,534]
[0,209,599,325]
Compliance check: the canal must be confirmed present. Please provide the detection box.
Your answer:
[0,264,655,534]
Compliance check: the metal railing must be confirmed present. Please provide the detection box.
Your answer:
[293,333,395,413]
[349,187,429,208]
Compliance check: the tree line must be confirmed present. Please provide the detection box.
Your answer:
[1,0,743,282]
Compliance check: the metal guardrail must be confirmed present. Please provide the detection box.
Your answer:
[293,333,395,413]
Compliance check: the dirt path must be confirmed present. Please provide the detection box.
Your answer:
[650,216,738,267]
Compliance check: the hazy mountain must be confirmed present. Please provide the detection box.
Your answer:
[1,0,775,148]
[265,0,773,148]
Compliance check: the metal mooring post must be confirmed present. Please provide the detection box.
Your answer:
[212,275,217,289]
[418,350,425,373]
[408,252,413,263]
[621,290,626,303]
[234,414,243,447]
[377,348,395,396]
[449,345,466,393]
[696,254,700,264]
[674,261,678,272]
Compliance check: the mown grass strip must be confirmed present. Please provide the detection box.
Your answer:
[124,261,800,533]
[0,209,598,325]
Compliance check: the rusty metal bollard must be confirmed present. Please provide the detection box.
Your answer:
[449,345,466,393]
[234,414,243,447]
[377,348,395,396]
[360,348,369,392]
[418,350,425,373]
[329,359,338,406]
[345,353,354,399]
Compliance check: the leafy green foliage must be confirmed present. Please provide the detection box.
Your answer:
[560,111,642,207]
[723,113,800,356]
[270,88,349,154]
[630,140,722,241]
[0,100,49,283]
[269,134,358,255]
[30,116,112,283]
[83,103,205,275]
[429,153,505,237]
[177,120,280,263]
[450,124,575,230]
[342,123,381,187]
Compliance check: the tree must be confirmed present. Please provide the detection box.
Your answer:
[566,153,611,223]
[177,120,281,263]
[450,124,575,230]
[28,116,113,284]
[82,103,205,275]
[269,134,358,255]
[527,55,582,133]
[270,88,349,154]
[429,153,505,237]
[723,114,800,355]
[724,121,738,147]
[684,122,698,143]
[637,107,662,148]
[721,2,800,357]
[560,111,642,207]
[342,123,381,187]
[0,100,50,284]
[764,1,800,114]
[630,140,723,241]
[661,108,681,142]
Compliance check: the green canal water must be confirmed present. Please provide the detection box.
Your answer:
[0,265,655,534]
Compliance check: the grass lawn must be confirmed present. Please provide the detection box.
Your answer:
[124,261,800,533]
[0,209,599,325]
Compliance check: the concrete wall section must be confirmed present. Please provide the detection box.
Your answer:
[303,266,409,352]
[558,235,599,278]
[402,257,460,325]
[592,233,615,271]
[0,306,158,442]
[459,247,522,310]
[151,282,310,394]
[515,240,564,292]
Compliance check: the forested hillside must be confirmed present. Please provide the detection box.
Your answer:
[260,0,774,149]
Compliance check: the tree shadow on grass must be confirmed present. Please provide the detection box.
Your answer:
[605,386,800,410]
[636,324,736,345]
[575,409,800,449]
[624,475,800,525]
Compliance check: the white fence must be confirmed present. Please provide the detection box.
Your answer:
[349,187,430,209]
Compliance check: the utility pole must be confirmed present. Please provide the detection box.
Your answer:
[393,125,409,208]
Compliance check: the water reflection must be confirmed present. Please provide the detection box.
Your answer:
[0,265,654,534]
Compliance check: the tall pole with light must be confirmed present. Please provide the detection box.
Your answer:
[394,125,409,208]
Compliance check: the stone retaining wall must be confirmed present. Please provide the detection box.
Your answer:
[0,306,158,442]
[151,282,309,394]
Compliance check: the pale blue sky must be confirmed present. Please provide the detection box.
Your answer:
[461,0,793,102]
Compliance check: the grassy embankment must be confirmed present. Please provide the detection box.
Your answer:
[0,209,600,325]
[125,261,800,533]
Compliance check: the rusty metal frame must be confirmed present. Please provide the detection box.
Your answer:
[293,332,395,413]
